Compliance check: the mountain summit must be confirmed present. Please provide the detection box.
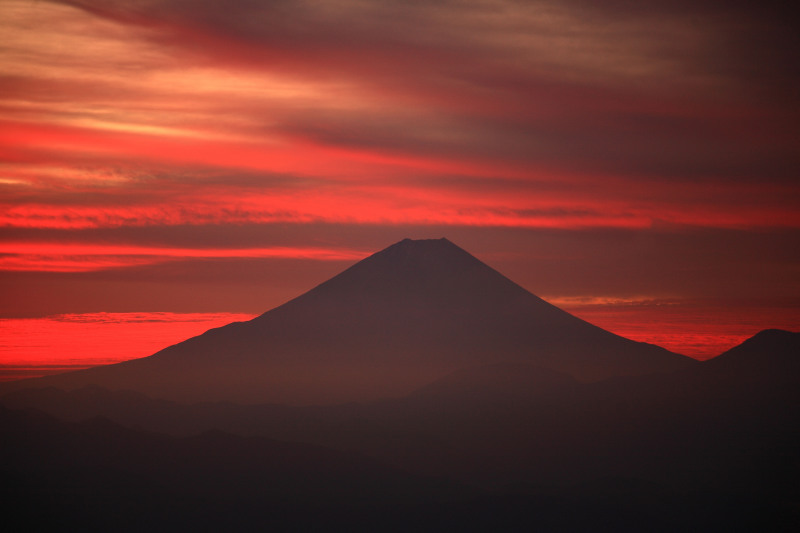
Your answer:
[7,238,694,404]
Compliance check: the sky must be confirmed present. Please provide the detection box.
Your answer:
[1,0,798,378]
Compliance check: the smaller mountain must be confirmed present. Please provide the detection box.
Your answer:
[706,329,799,370]
[674,329,799,401]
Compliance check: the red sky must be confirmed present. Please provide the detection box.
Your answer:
[1,0,798,378]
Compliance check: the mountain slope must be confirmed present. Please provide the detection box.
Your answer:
[2,238,693,404]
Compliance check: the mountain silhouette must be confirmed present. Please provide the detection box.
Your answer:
[684,328,800,396]
[2,238,693,404]
[706,329,799,371]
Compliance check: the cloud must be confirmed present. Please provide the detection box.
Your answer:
[4,1,797,193]
[0,241,369,272]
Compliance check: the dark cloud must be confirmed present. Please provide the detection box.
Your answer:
[55,0,798,89]
[52,0,797,184]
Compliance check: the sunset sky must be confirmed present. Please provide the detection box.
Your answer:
[1,0,798,378]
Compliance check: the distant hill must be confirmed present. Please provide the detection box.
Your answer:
[1,238,693,404]
[705,328,799,374]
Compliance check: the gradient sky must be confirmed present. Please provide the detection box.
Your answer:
[1,0,798,375]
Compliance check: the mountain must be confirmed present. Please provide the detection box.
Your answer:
[1,238,693,404]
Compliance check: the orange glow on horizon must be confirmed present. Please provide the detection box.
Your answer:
[0,312,257,381]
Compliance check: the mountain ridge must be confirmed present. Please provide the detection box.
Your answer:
[0,238,694,404]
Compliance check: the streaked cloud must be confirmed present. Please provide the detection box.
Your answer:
[0,241,369,271]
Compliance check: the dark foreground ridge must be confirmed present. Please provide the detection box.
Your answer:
[2,330,798,532]
[2,238,693,403]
